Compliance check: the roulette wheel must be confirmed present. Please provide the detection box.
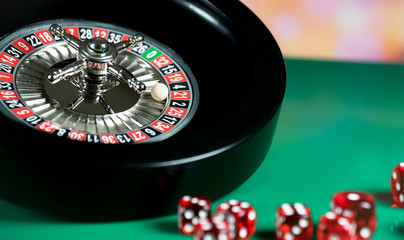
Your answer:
[0,0,286,220]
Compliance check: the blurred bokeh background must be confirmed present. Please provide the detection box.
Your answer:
[241,0,404,63]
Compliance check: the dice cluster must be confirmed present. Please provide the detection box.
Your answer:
[178,191,376,240]
[174,162,404,239]
[178,196,257,240]
[276,191,376,240]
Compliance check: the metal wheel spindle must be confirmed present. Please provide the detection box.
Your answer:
[44,24,147,113]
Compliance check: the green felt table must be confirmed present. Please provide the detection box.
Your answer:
[1,59,403,239]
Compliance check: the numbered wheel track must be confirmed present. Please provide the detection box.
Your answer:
[15,43,167,134]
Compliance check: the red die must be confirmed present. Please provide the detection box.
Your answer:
[178,195,211,234]
[194,216,235,240]
[331,191,376,240]
[214,200,257,239]
[317,212,356,240]
[275,203,313,240]
[391,162,404,207]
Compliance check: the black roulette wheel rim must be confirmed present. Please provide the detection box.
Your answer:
[0,0,286,220]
